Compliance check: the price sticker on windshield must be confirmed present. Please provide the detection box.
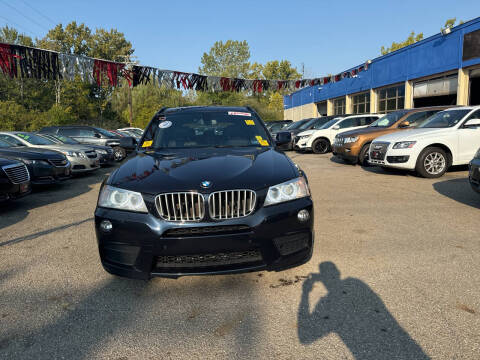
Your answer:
[228,111,251,117]
[255,135,269,147]
[142,140,153,148]
[244,120,255,126]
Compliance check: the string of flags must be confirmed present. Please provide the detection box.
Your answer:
[0,42,370,93]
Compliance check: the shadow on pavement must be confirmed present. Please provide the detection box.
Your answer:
[433,177,480,209]
[0,166,113,231]
[298,262,429,360]
[0,275,261,359]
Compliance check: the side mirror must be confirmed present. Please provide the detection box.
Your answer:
[275,131,292,146]
[94,133,102,138]
[332,125,340,130]
[119,136,136,150]
[464,118,480,128]
[398,120,410,128]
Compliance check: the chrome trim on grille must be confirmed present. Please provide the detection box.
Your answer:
[155,192,205,221]
[208,190,256,220]
[2,163,30,184]
[48,158,68,167]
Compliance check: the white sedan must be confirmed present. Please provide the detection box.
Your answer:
[295,114,381,154]
[369,106,480,178]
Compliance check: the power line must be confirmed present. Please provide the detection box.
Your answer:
[0,0,50,31]
[20,0,56,27]
[0,14,37,37]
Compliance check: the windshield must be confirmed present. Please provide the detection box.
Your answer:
[51,134,79,145]
[0,139,12,148]
[15,132,55,145]
[94,127,118,138]
[319,118,340,130]
[268,122,288,132]
[285,120,308,130]
[143,111,272,149]
[419,109,470,128]
[369,110,409,128]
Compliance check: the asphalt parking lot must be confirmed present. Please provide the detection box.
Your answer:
[1,154,479,360]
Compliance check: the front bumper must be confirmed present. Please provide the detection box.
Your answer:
[29,162,72,185]
[469,159,480,194]
[95,197,314,279]
[368,143,417,170]
[332,143,360,163]
[0,178,31,202]
[69,156,100,173]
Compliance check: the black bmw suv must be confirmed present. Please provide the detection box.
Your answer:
[95,106,314,279]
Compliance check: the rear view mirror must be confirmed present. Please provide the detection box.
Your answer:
[464,118,480,128]
[398,121,410,128]
[119,136,137,150]
[94,133,101,138]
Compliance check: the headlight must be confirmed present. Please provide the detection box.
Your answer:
[96,149,107,155]
[98,185,148,213]
[344,136,358,143]
[77,152,86,158]
[299,135,311,140]
[393,141,416,149]
[264,177,310,206]
[62,151,75,157]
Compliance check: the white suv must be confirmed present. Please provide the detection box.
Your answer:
[295,114,381,154]
[369,106,480,178]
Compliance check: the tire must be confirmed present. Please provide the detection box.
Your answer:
[358,143,371,166]
[312,138,330,154]
[113,146,126,162]
[415,147,449,178]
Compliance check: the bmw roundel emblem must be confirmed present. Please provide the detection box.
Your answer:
[201,180,212,189]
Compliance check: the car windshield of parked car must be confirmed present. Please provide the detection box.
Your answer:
[144,111,271,149]
[51,134,79,145]
[94,127,118,138]
[319,118,340,129]
[0,139,13,148]
[285,120,307,130]
[369,110,409,128]
[419,109,471,128]
[14,132,56,145]
[268,123,287,132]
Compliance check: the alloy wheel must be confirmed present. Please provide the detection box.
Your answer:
[424,152,446,175]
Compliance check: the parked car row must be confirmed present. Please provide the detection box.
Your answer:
[284,106,480,194]
[0,125,141,204]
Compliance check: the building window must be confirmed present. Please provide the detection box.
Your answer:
[352,92,370,114]
[378,85,405,113]
[333,97,346,115]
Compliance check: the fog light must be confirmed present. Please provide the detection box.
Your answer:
[100,220,113,232]
[297,209,310,222]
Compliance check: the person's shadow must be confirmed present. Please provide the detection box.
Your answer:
[298,262,430,359]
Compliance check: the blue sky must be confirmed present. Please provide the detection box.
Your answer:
[1,0,479,78]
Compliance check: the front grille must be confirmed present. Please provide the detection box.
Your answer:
[2,163,30,184]
[155,192,205,221]
[156,250,262,269]
[85,151,97,159]
[369,142,389,161]
[334,137,344,146]
[163,225,251,237]
[208,190,256,220]
[49,158,68,167]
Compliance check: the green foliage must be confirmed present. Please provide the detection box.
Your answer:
[0,26,34,46]
[199,40,251,78]
[381,31,424,55]
[441,18,464,32]
[262,60,301,80]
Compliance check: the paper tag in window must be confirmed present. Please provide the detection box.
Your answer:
[255,136,269,146]
[228,111,251,117]
[158,121,172,129]
[142,140,153,147]
[244,119,255,125]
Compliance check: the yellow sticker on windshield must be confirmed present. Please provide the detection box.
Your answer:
[142,140,153,147]
[255,136,269,146]
[245,119,255,125]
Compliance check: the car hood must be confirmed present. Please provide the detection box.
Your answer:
[297,130,316,137]
[109,147,297,194]
[338,126,397,137]
[0,157,19,167]
[29,144,93,152]
[373,128,452,143]
[0,147,66,160]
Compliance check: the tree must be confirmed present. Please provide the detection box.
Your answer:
[381,31,424,55]
[262,60,301,80]
[37,22,92,55]
[88,28,134,61]
[199,40,251,78]
[0,26,34,46]
[441,18,464,32]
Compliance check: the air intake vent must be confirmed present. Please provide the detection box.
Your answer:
[208,190,256,220]
[2,163,30,184]
[155,192,205,221]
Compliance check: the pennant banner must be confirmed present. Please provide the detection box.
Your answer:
[0,42,371,93]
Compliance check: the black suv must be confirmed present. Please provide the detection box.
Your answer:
[95,106,314,280]
[1,157,31,202]
[39,126,136,161]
